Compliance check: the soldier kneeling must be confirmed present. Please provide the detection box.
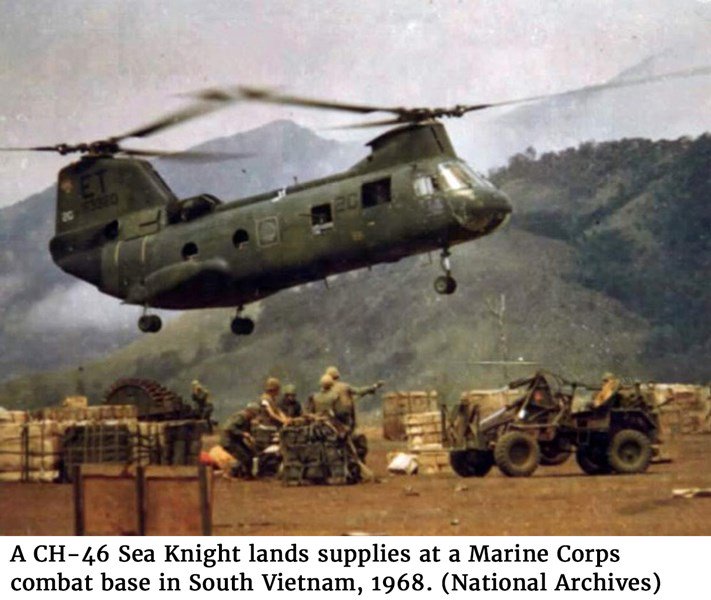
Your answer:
[221,403,260,478]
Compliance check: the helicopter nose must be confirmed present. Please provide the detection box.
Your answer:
[448,187,512,234]
[488,188,512,214]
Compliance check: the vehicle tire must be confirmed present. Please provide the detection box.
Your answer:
[231,317,255,335]
[449,450,494,477]
[494,432,540,477]
[607,429,652,474]
[539,444,571,466]
[434,275,457,295]
[575,447,611,475]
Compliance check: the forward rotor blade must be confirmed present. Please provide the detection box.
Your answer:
[328,117,409,130]
[455,65,711,116]
[190,85,404,116]
[120,148,255,162]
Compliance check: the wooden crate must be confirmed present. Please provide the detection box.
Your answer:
[414,449,452,475]
[75,464,213,536]
[404,411,444,451]
[382,391,439,441]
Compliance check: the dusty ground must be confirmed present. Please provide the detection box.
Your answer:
[1,434,710,536]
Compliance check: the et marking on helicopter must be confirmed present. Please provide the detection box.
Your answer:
[2,66,708,336]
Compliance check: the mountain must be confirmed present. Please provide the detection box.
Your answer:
[0,132,708,417]
[461,45,711,171]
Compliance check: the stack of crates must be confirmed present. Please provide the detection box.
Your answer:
[279,418,359,485]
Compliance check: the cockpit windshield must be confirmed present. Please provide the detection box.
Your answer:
[413,161,496,197]
[437,162,496,191]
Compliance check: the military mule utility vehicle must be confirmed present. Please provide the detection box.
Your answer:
[447,371,660,478]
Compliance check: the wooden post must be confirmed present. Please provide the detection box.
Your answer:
[135,465,146,535]
[198,464,211,536]
[73,465,84,536]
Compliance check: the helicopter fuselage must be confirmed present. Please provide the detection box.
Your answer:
[49,122,511,329]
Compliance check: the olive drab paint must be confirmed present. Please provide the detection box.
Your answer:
[49,122,512,333]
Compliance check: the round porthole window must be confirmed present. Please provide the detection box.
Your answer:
[182,242,198,259]
[233,229,249,248]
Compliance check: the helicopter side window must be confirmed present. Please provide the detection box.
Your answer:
[361,177,391,208]
[413,175,435,197]
[311,203,333,234]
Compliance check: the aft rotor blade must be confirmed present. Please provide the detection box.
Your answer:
[190,85,404,116]
[0,145,69,153]
[120,148,256,161]
[455,65,711,116]
[114,101,227,141]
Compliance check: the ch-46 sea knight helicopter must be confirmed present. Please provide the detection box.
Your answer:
[2,66,708,335]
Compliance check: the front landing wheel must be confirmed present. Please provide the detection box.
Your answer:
[231,316,255,335]
[434,275,457,295]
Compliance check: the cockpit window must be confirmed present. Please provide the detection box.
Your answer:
[437,161,496,191]
[413,175,435,197]
[458,162,497,190]
[437,163,468,191]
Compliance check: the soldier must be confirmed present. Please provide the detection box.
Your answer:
[278,384,302,418]
[593,372,621,407]
[325,366,384,433]
[191,379,215,427]
[306,374,340,418]
[221,403,260,477]
[259,377,290,427]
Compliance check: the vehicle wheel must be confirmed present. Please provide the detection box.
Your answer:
[575,447,611,475]
[539,444,571,466]
[138,315,161,333]
[449,450,494,477]
[434,275,457,295]
[494,432,540,477]
[231,316,255,335]
[607,429,652,474]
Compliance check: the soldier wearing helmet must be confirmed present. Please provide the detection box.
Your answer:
[325,365,384,433]
[221,402,261,477]
[191,379,214,429]
[306,374,340,417]
[593,371,621,407]
[259,377,290,427]
[278,383,302,418]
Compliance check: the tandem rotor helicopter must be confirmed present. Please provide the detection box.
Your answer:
[2,67,708,335]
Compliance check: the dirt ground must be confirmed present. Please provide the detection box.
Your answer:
[1,434,710,536]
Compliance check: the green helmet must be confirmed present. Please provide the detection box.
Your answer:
[283,384,297,395]
[602,372,615,382]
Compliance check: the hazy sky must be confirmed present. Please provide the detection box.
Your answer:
[0,0,709,206]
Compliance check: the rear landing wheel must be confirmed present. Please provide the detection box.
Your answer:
[434,275,457,295]
[138,314,162,333]
[231,316,255,335]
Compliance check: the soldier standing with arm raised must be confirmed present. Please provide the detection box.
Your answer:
[325,366,384,433]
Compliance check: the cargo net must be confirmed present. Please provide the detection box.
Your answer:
[61,420,209,481]
[0,411,208,483]
[279,417,361,486]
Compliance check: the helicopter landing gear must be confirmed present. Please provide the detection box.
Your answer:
[231,307,255,336]
[138,311,162,333]
[434,248,457,295]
